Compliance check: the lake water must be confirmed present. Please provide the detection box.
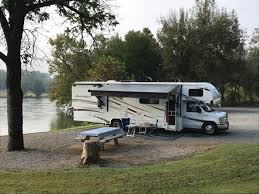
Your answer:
[0,98,82,136]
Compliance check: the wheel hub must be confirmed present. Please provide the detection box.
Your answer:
[205,125,214,133]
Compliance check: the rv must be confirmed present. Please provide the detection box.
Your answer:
[71,81,229,135]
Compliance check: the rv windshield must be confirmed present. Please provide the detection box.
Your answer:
[200,102,212,112]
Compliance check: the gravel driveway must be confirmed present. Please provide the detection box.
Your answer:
[0,107,258,170]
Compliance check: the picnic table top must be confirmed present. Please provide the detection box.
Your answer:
[79,127,123,140]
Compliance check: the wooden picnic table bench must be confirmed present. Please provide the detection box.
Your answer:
[77,127,125,164]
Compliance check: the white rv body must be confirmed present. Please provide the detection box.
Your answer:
[72,81,229,134]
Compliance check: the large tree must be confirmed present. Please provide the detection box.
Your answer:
[90,34,125,65]
[124,28,162,80]
[88,55,128,81]
[158,0,245,101]
[244,27,259,99]
[0,0,117,151]
[91,28,162,80]
[48,34,91,106]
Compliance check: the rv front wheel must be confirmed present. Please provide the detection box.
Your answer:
[203,122,216,135]
[111,120,122,129]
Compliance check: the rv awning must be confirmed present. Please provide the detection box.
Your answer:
[89,84,180,98]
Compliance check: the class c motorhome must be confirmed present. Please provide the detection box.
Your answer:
[71,81,229,135]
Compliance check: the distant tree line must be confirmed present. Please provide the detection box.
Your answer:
[0,70,51,97]
[48,0,259,106]
[0,70,6,91]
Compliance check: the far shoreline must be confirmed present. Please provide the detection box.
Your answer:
[0,96,49,99]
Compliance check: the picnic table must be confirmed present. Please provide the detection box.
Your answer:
[78,127,125,164]
[78,127,124,142]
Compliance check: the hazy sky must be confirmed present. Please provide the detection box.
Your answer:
[0,0,258,72]
[114,0,259,36]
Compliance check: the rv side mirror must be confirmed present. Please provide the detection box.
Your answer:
[196,106,202,113]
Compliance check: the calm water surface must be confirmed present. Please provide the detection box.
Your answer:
[0,98,82,136]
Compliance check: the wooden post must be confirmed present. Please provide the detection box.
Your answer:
[114,138,119,146]
[81,141,100,164]
[100,143,105,151]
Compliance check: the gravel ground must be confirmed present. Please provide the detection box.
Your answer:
[0,131,215,170]
[0,130,81,170]
[0,107,258,170]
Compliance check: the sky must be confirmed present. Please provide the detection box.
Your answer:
[0,0,259,73]
[114,0,259,37]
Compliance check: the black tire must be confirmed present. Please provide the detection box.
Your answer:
[66,107,74,119]
[111,119,122,129]
[203,122,216,135]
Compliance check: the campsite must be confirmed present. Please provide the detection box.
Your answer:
[0,0,258,193]
[0,107,258,193]
[0,107,258,170]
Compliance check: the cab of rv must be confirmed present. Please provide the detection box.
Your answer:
[181,83,228,133]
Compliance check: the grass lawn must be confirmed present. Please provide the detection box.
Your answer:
[0,144,258,194]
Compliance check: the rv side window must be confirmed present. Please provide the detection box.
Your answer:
[187,102,198,112]
[139,98,159,104]
[189,89,203,97]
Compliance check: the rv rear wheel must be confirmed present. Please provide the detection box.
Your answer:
[111,120,123,129]
[203,122,216,135]
[66,107,74,119]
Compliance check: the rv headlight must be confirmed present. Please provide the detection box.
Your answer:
[219,116,225,125]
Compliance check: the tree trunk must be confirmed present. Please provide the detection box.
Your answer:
[237,85,241,104]
[6,5,26,151]
[220,86,225,106]
[81,141,100,164]
[249,92,254,102]
[6,57,24,151]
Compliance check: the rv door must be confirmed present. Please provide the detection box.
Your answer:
[166,95,176,129]
[183,101,203,129]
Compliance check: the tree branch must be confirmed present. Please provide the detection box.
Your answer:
[63,4,82,16]
[0,8,10,41]
[0,51,7,63]
[26,0,65,12]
